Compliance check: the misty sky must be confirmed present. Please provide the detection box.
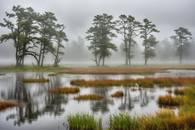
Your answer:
[0,0,194,64]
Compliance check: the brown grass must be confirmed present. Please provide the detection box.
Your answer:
[158,95,184,107]
[111,91,124,97]
[58,66,165,75]
[23,78,49,83]
[0,100,18,111]
[70,77,195,88]
[48,87,80,94]
[74,94,104,100]
[48,73,57,76]
[57,65,195,75]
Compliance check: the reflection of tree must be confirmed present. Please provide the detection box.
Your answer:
[90,87,113,113]
[139,89,149,107]
[119,87,134,110]
[6,73,68,126]
[44,75,68,116]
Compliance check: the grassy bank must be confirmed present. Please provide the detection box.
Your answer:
[1,64,195,74]
[0,65,64,72]
[71,77,195,87]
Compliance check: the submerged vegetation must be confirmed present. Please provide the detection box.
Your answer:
[68,113,101,130]
[71,77,195,87]
[23,78,49,83]
[111,91,124,97]
[74,94,104,101]
[0,100,18,111]
[48,87,80,94]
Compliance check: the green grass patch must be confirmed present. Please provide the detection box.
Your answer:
[179,86,195,115]
[174,88,185,95]
[68,113,101,130]
[110,113,139,130]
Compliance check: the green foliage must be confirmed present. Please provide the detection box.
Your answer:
[0,5,68,67]
[68,113,100,130]
[86,13,117,66]
[140,18,159,65]
[170,27,192,64]
[118,15,140,66]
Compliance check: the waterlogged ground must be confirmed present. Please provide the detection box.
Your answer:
[0,70,195,130]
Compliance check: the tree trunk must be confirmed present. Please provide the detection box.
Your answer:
[54,44,60,67]
[102,57,105,66]
[179,45,183,64]
[128,38,132,66]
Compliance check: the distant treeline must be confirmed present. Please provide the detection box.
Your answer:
[0,5,192,66]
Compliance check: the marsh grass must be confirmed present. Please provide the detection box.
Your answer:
[68,113,100,130]
[70,77,195,88]
[179,86,195,115]
[174,88,185,95]
[110,113,139,130]
[109,109,195,130]
[23,78,49,83]
[67,86,195,130]
[48,87,80,94]
[48,73,57,76]
[111,91,124,97]
[158,95,184,107]
[74,94,103,100]
[0,100,18,111]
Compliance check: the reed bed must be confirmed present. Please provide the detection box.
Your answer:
[111,91,124,98]
[23,78,49,83]
[70,77,195,88]
[0,100,18,111]
[174,88,185,95]
[74,94,103,101]
[68,109,195,130]
[158,95,184,107]
[110,109,195,130]
[48,87,80,94]
[68,113,100,130]
[179,86,195,115]
[109,113,139,130]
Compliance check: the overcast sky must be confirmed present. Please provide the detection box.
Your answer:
[0,0,194,64]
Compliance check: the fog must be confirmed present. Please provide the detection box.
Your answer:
[0,0,195,65]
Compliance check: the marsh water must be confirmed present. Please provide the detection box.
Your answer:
[0,70,195,130]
